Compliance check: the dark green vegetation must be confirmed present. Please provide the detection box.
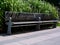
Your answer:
[45,0,60,8]
[0,0,59,27]
[57,22,60,26]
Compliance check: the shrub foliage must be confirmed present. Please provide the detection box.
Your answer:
[0,0,58,27]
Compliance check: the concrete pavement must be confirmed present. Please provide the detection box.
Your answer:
[0,27,60,45]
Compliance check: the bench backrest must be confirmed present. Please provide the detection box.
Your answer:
[5,11,56,22]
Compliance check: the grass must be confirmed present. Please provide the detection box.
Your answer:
[57,22,60,26]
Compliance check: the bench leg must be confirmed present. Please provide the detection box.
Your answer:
[36,24,40,30]
[52,22,57,28]
[52,24,56,28]
[7,17,12,35]
[7,23,12,35]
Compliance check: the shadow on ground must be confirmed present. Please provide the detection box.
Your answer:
[0,25,52,36]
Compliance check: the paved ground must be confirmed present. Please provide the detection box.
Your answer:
[0,27,60,45]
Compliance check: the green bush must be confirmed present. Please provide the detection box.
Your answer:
[0,0,59,27]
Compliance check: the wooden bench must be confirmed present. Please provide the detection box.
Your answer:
[5,11,58,34]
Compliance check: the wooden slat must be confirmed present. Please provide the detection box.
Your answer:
[12,21,42,24]
[12,20,58,24]
[12,24,37,27]
[42,20,58,23]
[40,23,54,25]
